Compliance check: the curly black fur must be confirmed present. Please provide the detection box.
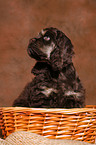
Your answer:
[13,27,85,108]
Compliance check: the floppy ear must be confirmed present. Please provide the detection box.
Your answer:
[50,30,74,71]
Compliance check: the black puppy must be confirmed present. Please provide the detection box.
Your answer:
[13,27,85,108]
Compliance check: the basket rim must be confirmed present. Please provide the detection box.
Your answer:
[0,106,96,114]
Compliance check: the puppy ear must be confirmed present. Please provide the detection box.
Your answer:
[50,30,74,70]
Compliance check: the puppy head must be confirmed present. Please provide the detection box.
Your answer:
[27,27,74,70]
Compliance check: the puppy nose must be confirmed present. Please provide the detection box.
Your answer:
[29,38,36,43]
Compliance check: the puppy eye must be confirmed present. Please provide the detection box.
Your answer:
[43,36,50,41]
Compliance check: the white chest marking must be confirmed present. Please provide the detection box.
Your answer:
[65,91,81,97]
[41,86,57,97]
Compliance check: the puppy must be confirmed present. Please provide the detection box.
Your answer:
[13,27,85,108]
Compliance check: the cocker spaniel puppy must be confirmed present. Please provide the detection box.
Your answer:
[13,27,85,108]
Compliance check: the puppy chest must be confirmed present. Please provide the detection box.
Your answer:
[41,86,57,97]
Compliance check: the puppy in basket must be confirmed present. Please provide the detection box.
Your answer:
[13,27,85,108]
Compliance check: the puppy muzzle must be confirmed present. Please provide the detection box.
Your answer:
[27,38,47,61]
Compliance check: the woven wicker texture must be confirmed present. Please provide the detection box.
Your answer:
[0,106,96,144]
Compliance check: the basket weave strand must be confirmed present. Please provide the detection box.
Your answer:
[0,106,96,144]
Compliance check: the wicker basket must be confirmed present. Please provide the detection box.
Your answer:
[0,106,96,143]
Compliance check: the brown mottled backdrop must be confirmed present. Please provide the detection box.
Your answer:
[0,0,96,107]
